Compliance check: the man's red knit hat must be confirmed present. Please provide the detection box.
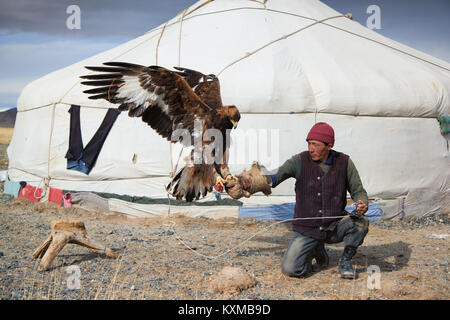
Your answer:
[306,122,335,146]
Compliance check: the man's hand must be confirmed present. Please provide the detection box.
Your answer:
[356,200,368,215]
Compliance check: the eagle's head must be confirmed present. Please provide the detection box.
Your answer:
[224,105,240,129]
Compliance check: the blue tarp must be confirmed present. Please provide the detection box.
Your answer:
[238,202,382,222]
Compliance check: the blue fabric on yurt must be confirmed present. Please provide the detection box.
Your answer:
[238,202,382,222]
[4,177,21,197]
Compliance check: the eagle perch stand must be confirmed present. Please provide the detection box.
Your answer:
[33,220,117,271]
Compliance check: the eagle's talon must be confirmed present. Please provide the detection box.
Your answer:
[216,176,227,186]
[214,176,227,193]
[225,174,238,182]
[222,174,239,188]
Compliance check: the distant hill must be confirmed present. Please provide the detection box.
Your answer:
[0,108,17,127]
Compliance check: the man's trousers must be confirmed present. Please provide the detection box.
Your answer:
[281,215,369,278]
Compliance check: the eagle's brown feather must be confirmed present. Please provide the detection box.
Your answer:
[173,66,223,109]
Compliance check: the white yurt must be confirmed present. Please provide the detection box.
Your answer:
[6,0,450,220]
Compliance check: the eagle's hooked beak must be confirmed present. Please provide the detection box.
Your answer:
[230,120,238,129]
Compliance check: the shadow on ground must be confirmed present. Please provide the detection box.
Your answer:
[249,234,412,273]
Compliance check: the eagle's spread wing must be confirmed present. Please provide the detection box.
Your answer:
[173,66,204,88]
[80,62,214,143]
[80,62,238,202]
[173,67,223,109]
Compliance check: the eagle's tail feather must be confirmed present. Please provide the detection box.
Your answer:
[166,165,215,202]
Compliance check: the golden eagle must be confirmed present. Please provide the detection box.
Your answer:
[80,62,240,202]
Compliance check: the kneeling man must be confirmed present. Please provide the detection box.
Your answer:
[265,122,369,279]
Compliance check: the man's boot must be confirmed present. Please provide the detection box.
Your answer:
[339,246,357,279]
[312,242,329,269]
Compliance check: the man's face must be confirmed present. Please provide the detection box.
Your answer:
[308,140,332,162]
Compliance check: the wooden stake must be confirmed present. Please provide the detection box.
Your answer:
[33,220,117,271]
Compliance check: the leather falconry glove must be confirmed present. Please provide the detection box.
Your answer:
[224,162,272,199]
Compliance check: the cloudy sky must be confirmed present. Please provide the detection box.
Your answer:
[0,0,449,108]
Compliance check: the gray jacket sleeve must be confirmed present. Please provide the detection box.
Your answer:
[269,154,302,188]
[347,158,369,205]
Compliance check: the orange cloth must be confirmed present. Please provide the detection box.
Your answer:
[48,187,63,206]
[18,185,42,202]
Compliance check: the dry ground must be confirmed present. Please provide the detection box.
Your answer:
[0,127,13,145]
[0,199,448,300]
[0,135,448,300]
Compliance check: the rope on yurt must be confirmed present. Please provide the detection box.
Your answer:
[27,3,183,200]
[18,4,445,112]
[39,74,81,200]
[177,9,188,68]
[214,14,351,123]
[40,102,58,199]
[33,177,49,200]
[164,8,190,235]
[216,14,348,77]
[168,8,188,180]
[162,10,351,259]
[249,0,267,6]
[155,21,168,65]
[185,0,214,16]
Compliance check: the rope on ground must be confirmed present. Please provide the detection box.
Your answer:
[163,191,448,261]
[167,215,348,261]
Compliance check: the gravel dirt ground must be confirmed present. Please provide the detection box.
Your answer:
[0,143,448,300]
